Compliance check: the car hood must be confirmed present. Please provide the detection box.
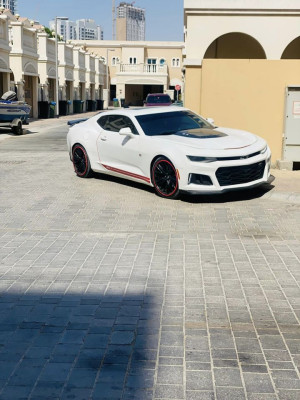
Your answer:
[153,127,257,150]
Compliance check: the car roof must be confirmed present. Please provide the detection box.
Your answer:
[94,106,188,118]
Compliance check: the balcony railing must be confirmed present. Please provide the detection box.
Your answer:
[117,63,167,74]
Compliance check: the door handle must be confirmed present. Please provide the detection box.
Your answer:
[100,135,107,141]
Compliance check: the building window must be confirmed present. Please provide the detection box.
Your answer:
[147,58,157,65]
[112,57,120,66]
[129,57,137,64]
[172,58,180,67]
[159,58,166,66]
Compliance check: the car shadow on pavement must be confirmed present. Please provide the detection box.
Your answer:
[0,291,156,400]
[181,176,275,204]
[0,127,35,138]
[0,127,15,137]
[93,172,276,203]
[93,173,155,195]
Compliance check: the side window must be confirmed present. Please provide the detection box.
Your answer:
[121,116,139,135]
[97,115,123,132]
[97,115,139,135]
[97,115,109,130]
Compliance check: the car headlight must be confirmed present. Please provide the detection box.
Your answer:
[187,155,217,163]
[260,146,267,154]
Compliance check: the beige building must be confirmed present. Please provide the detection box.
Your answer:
[184,0,300,167]
[0,13,11,96]
[85,52,96,101]
[8,14,39,118]
[72,40,184,107]
[0,9,107,118]
[37,30,57,106]
[95,56,106,103]
[57,41,75,113]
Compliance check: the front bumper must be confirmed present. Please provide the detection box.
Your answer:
[178,150,271,194]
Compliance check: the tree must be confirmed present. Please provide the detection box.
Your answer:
[44,27,64,41]
[44,27,54,38]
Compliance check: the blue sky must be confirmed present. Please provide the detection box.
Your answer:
[18,0,184,41]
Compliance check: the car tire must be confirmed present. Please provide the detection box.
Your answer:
[72,144,93,178]
[152,157,179,199]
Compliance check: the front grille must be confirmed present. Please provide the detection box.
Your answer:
[216,161,265,187]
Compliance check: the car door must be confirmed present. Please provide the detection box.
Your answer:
[96,114,146,181]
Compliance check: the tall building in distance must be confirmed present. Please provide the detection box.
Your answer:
[49,18,103,41]
[116,2,145,41]
[0,0,17,14]
[49,19,77,41]
[76,19,103,40]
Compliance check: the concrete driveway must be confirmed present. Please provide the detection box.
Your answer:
[0,117,299,400]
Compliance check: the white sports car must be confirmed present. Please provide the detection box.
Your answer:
[67,106,271,199]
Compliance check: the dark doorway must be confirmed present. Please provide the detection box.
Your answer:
[110,85,116,101]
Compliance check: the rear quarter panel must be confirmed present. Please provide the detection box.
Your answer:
[67,119,101,171]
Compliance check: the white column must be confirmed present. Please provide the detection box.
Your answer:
[32,76,39,118]
[103,89,109,109]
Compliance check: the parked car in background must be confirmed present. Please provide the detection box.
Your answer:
[67,106,271,199]
[144,93,172,107]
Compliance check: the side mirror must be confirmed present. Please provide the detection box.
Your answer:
[119,127,135,138]
[206,117,215,125]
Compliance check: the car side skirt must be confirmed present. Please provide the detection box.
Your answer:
[101,164,151,184]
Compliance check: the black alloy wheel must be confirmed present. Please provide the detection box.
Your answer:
[152,157,179,199]
[72,144,93,178]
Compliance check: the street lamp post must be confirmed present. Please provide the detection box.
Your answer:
[55,16,68,118]
[106,48,115,109]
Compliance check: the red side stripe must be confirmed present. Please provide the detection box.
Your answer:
[102,164,151,183]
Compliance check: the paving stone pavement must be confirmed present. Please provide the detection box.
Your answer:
[0,121,300,399]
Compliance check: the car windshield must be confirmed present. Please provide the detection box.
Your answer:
[146,95,171,104]
[136,111,214,136]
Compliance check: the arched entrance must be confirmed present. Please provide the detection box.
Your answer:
[24,62,39,118]
[204,33,266,59]
[0,58,10,96]
[281,37,300,59]
[47,67,56,103]
[66,71,74,102]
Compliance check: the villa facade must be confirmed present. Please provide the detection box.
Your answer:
[72,40,185,107]
[184,0,300,165]
[0,1,299,165]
